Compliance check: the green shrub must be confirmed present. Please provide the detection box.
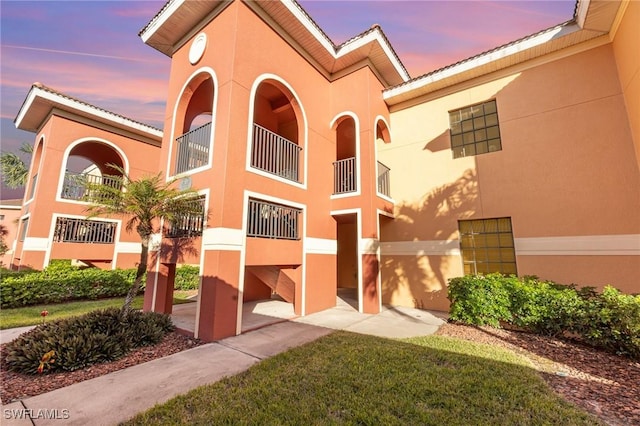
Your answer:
[447,274,640,359]
[174,265,200,290]
[0,266,140,308]
[2,308,174,374]
[448,274,512,327]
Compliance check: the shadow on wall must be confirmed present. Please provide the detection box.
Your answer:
[155,237,200,265]
[380,169,478,310]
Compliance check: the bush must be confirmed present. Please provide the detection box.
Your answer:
[3,308,174,374]
[174,265,199,290]
[448,274,640,359]
[0,264,140,308]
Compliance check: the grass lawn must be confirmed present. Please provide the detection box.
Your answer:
[0,291,196,330]
[125,332,599,425]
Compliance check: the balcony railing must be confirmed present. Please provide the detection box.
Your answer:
[247,198,301,240]
[333,157,357,194]
[53,217,116,244]
[251,123,301,182]
[377,161,391,197]
[166,196,206,238]
[62,172,121,201]
[175,122,212,174]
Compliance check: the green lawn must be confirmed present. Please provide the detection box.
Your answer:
[125,332,600,425]
[0,291,195,329]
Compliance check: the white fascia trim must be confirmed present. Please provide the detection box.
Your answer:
[360,238,379,255]
[383,23,579,100]
[23,237,49,251]
[514,234,640,256]
[0,205,21,210]
[202,227,244,251]
[380,240,462,256]
[16,87,162,138]
[304,237,337,255]
[140,0,185,43]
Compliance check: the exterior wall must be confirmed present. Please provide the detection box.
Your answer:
[612,0,640,170]
[12,114,160,270]
[0,205,22,267]
[382,43,640,311]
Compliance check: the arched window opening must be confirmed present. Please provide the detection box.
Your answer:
[174,74,214,175]
[61,142,125,201]
[250,81,302,182]
[333,116,357,194]
[27,138,44,200]
[375,119,391,197]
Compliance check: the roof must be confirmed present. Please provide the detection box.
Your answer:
[140,0,410,87]
[14,83,163,145]
[0,199,23,208]
[383,0,624,105]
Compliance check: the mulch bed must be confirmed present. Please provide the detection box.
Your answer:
[1,323,638,426]
[435,323,640,426]
[0,331,203,404]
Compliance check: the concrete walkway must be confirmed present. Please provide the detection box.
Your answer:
[1,300,445,425]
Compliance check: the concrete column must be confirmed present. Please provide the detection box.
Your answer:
[143,262,176,314]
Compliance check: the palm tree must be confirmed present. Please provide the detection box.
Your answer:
[84,165,204,316]
[0,143,33,188]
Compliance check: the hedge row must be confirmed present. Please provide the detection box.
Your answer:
[1,261,200,308]
[3,308,174,374]
[448,274,640,359]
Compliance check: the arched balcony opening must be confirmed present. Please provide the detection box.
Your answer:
[375,119,391,198]
[332,116,357,194]
[61,141,125,201]
[250,80,302,182]
[172,73,215,175]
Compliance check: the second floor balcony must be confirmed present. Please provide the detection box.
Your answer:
[251,124,301,183]
[333,157,357,195]
[62,172,122,201]
[175,122,212,175]
[377,161,391,198]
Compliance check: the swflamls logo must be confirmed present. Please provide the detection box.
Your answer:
[3,408,70,420]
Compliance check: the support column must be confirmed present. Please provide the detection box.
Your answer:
[143,262,176,314]
[361,252,380,313]
[197,249,241,342]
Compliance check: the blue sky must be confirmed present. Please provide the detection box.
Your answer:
[0,0,575,199]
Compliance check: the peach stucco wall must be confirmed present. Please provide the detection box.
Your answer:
[382,42,640,310]
[612,0,640,170]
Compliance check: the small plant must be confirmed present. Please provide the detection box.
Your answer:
[37,350,56,374]
[40,309,49,324]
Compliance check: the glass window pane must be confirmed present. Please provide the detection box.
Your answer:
[485,101,497,114]
[497,218,512,232]
[502,263,517,275]
[463,132,475,144]
[484,219,498,233]
[487,249,501,262]
[485,113,498,126]
[451,122,462,134]
[474,129,487,141]
[485,234,499,247]
[476,142,488,154]
[465,144,476,156]
[460,235,474,248]
[459,220,472,234]
[449,111,460,123]
[463,263,473,275]
[473,117,485,128]
[460,108,472,120]
[499,234,514,247]
[471,105,483,117]
[488,139,501,152]
[462,120,473,133]
[452,134,463,147]
[487,126,500,139]
[500,249,515,262]
[472,220,484,233]
[452,146,465,159]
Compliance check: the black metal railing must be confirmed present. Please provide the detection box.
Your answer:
[175,122,212,174]
[61,172,121,201]
[251,123,301,182]
[333,157,357,194]
[166,196,206,238]
[53,217,116,244]
[247,198,301,240]
[377,161,391,197]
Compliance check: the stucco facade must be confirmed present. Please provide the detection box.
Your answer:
[9,0,639,342]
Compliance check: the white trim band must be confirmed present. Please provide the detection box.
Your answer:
[514,234,640,256]
[202,227,243,251]
[380,240,461,256]
[305,237,337,255]
[23,237,49,251]
[115,242,142,254]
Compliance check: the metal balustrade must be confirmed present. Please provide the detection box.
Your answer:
[175,122,212,174]
[377,161,391,197]
[333,157,357,194]
[166,196,206,238]
[247,198,301,240]
[251,124,301,182]
[62,172,122,200]
[53,217,116,244]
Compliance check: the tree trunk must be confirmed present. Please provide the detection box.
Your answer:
[121,236,150,317]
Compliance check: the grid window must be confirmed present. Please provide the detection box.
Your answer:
[458,217,516,275]
[449,100,501,159]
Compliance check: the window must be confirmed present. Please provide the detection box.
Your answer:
[166,196,206,238]
[53,217,116,244]
[449,100,501,158]
[458,217,516,275]
[19,218,29,241]
[247,198,301,240]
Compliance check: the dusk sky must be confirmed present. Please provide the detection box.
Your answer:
[0,0,575,199]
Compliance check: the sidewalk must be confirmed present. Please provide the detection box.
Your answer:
[1,302,445,425]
